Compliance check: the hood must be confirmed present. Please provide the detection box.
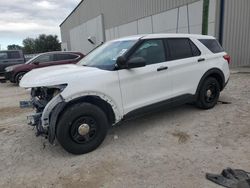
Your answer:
[5,64,23,70]
[20,64,102,88]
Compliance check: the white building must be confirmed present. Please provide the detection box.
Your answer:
[60,0,250,67]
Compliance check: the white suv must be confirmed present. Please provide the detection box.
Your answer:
[20,34,230,154]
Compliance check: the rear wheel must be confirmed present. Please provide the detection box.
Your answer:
[196,77,220,109]
[56,102,109,154]
[15,72,26,84]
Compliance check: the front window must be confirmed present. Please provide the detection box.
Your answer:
[129,39,166,65]
[34,54,53,63]
[78,40,137,70]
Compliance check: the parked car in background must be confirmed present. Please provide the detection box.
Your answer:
[5,51,84,83]
[0,50,25,76]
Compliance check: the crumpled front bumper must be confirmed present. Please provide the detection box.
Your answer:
[20,94,66,143]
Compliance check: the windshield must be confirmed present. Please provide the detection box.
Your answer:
[78,40,137,70]
[25,54,40,64]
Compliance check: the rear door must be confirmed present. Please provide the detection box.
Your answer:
[164,38,204,96]
[118,39,172,114]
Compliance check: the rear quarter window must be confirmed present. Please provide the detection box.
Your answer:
[199,39,224,53]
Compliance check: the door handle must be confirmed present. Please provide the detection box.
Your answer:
[198,58,205,62]
[157,66,168,72]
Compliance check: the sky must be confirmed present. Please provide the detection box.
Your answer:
[0,0,81,50]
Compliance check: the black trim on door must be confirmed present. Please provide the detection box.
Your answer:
[122,94,195,121]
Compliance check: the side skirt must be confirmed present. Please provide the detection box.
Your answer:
[122,94,195,121]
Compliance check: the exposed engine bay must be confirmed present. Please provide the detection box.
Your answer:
[20,86,66,143]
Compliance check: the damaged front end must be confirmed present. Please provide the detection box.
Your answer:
[20,85,67,143]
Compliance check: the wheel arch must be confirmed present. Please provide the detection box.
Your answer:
[196,68,225,97]
[63,95,117,124]
[14,71,27,83]
[48,93,122,144]
[62,92,122,124]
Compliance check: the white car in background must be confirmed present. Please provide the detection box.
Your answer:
[20,33,230,154]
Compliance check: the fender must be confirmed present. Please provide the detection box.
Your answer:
[195,68,225,98]
[47,92,122,144]
[63,91,122,123]
[48,101,66,144]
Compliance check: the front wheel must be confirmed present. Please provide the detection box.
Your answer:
[15,72,26,84]
[56,103,109,154]
[196,77,220,109]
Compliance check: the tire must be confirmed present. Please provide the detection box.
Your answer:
[196,77,220,109]
[15,72,26,84]
[56,102,109,155]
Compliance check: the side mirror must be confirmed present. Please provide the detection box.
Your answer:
[127,57,146,69]
[116,56,127,69]
[33,61,39,65]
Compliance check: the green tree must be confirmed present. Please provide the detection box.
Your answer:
[22,34,61,54]
[23,38,36,54]
[7,44,23,50]
[34,34,61,53]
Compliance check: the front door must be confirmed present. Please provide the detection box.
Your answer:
[118,39,172,115]
[30,53,54,69]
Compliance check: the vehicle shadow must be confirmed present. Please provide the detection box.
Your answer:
[46,104,199,157]
[0,79,18,87]
[108,104,199,138]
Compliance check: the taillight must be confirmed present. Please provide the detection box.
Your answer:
[223,54,231,64]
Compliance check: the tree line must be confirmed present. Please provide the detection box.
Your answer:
[7,34,61,54]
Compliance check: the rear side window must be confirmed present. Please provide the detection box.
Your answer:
[55,53,78,61]
[199,39,224,53]
[8,51,21,59]
[166,38,201,61]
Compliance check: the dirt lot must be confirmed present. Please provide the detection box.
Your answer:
[0,71,250,188]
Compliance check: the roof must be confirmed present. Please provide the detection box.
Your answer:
[142,33,215,39]
[112,33,215,42]
[40,51,83,54]
[60,0,84,27]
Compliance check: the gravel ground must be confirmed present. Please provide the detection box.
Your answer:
[0,71,250,188]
